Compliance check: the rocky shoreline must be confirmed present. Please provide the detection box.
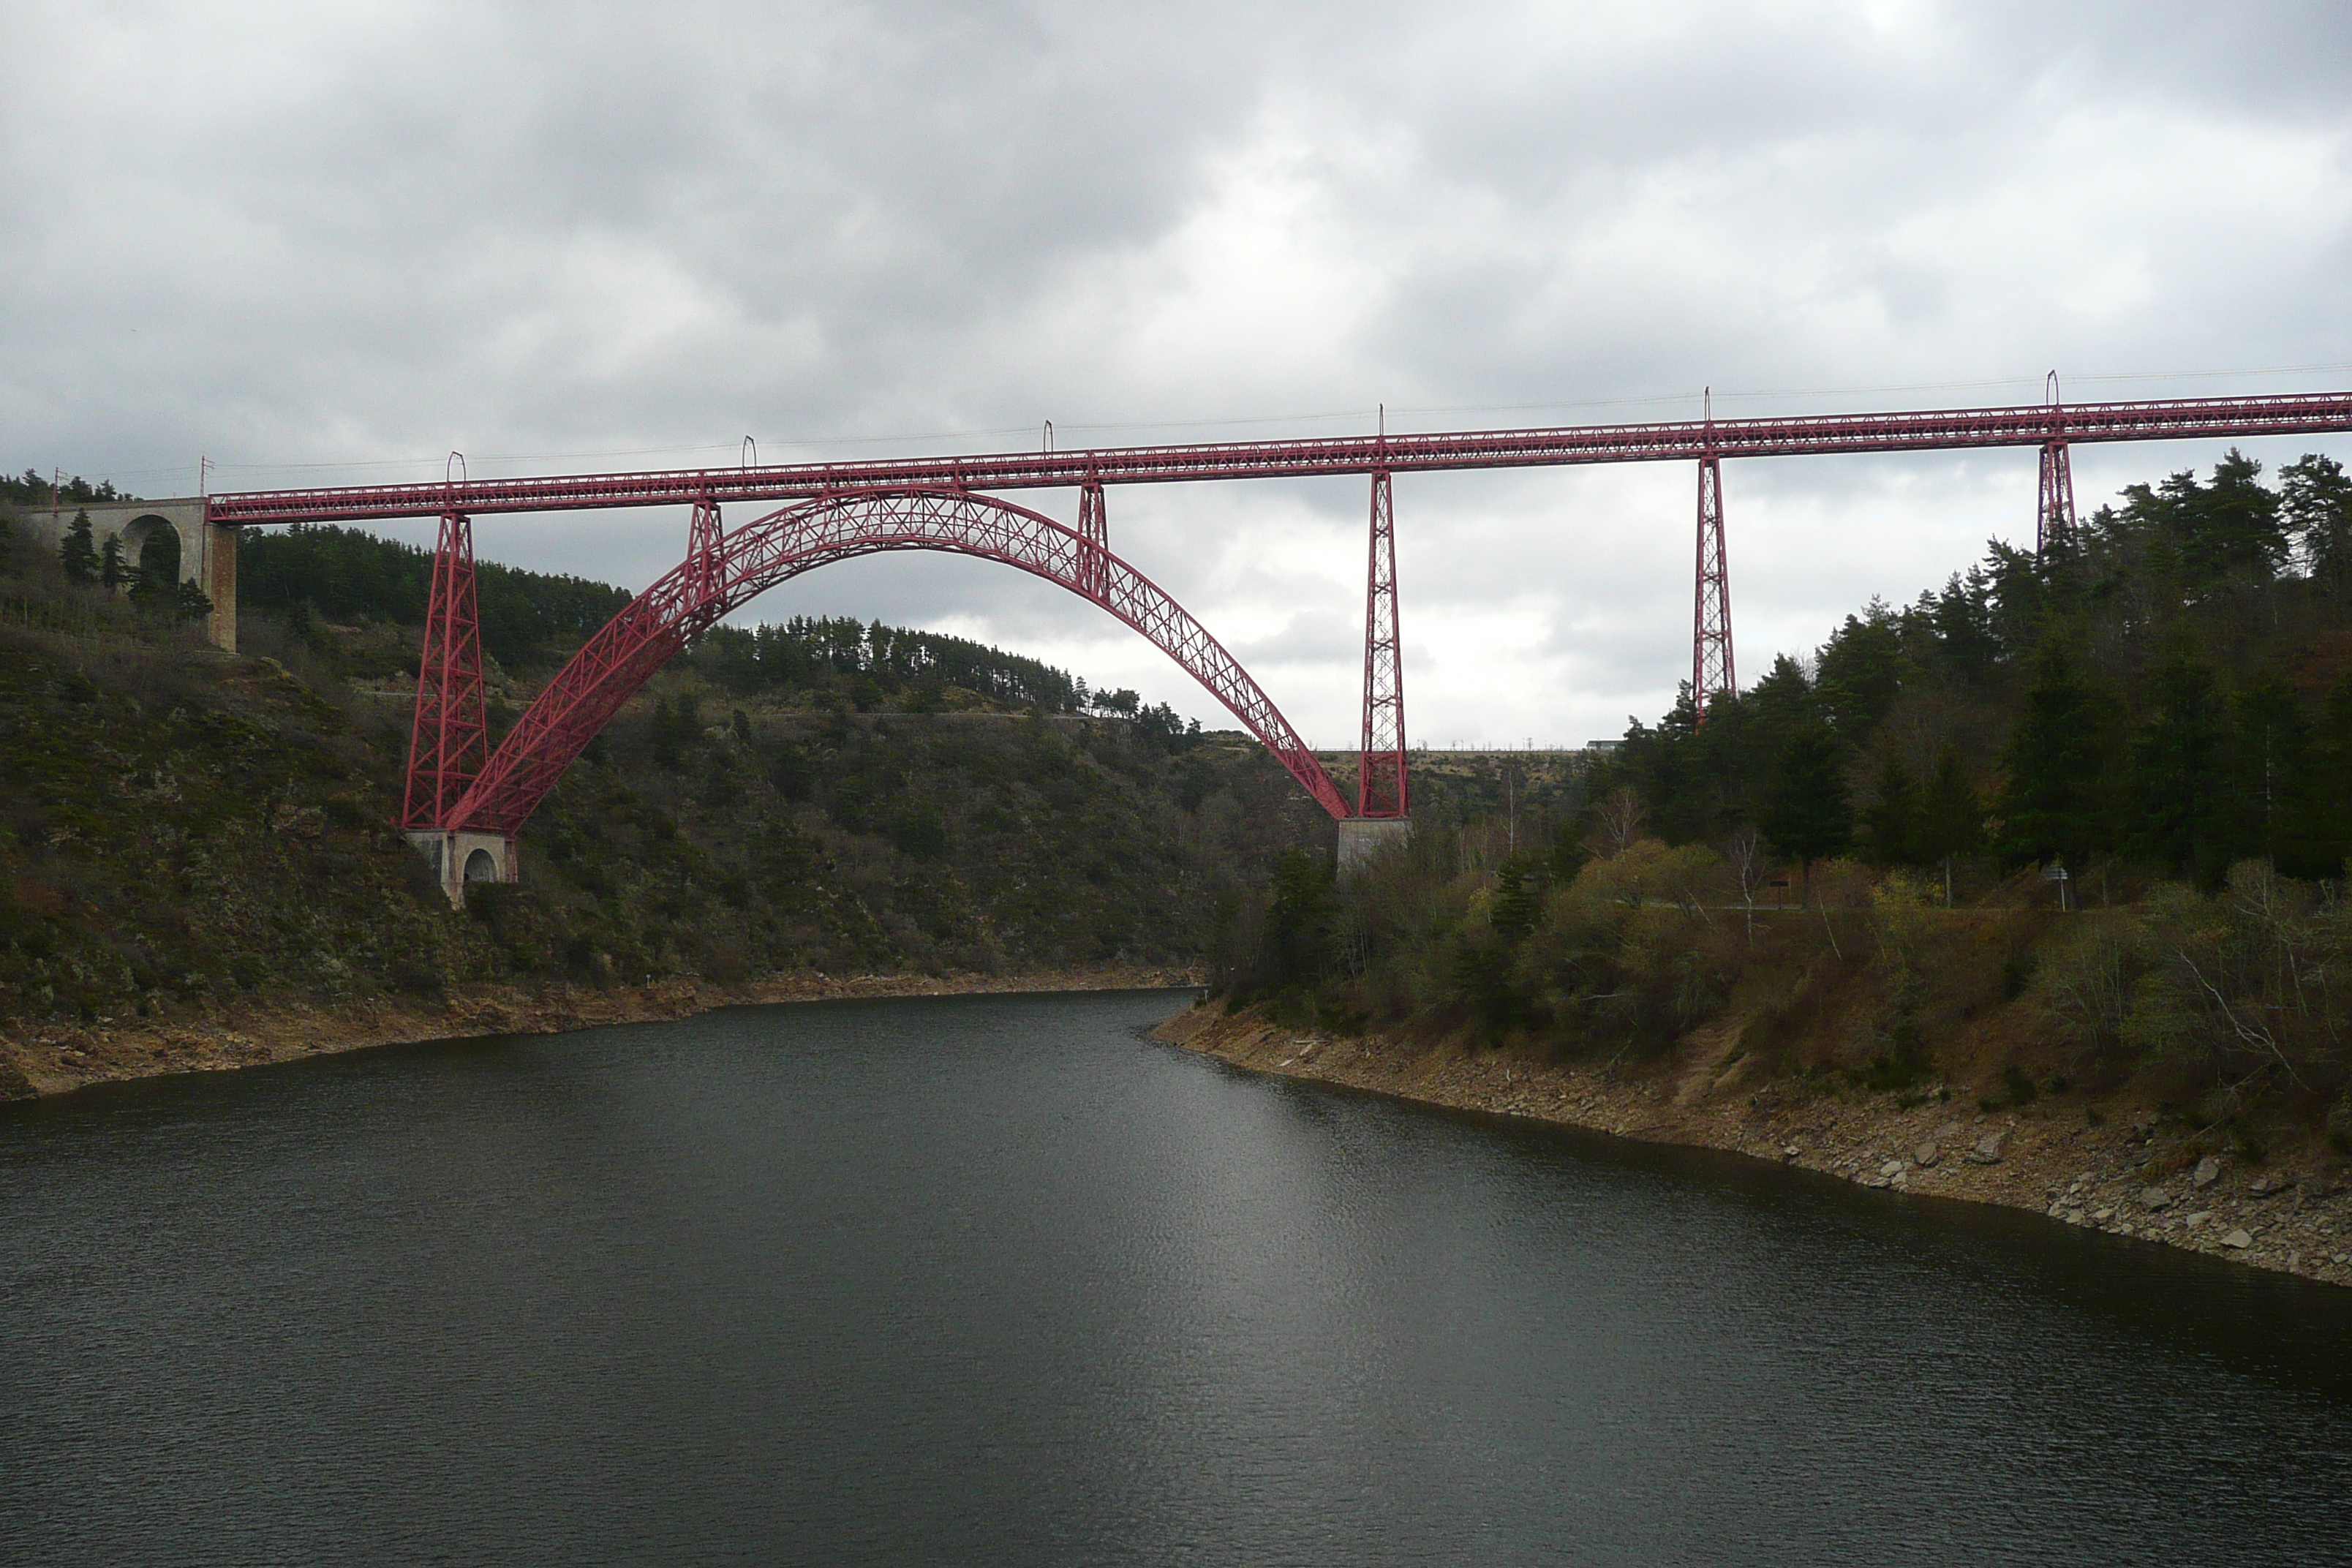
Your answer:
[1154,1002,2352,1289]
[0,965,1203,1101]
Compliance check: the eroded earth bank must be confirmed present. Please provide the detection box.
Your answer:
[1158,1001,2352,1289]
[0,967,1199,1100]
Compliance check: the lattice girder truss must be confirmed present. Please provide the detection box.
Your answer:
[213,391,2352,527]
[440,489,1353,835]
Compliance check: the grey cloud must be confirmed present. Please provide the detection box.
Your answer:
[6,0,2351,750]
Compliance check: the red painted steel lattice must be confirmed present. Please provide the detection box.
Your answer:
[685,490,724,600]
[208,391,2352,527]
[437,489,1352,835]
[1076,478,1107,598]
[347,385,2352,834]
[1357,471,1408,818]
[401,510,488,829]
[2037,440,2077,556]
[1693,456,1735,721]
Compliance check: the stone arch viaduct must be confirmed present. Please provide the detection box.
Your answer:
[15,497,238,651]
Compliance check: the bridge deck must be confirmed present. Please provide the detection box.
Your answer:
[205,391,2352,527]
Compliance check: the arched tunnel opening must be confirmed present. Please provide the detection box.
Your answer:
[120,516,181,589]
[137,524,179,584]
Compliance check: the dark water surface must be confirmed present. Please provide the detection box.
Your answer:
[6,990,2351,1565]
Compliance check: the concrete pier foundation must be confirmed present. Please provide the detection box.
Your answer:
[1335,816,1411,876]
[405,829,518,908]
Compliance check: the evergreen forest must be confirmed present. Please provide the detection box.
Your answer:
[1229,449,2352,1152]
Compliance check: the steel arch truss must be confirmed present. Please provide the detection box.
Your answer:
[444,489,1352,834]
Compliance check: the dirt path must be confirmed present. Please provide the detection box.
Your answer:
[1155,1002,2352,1289]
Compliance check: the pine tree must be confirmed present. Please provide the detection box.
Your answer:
[2117,453,2290,594]
[1489,856,1541,943]
[99,533,129,595]
[173,581,213,623]
[1815,602,1906,736]
[1981,540,2048,657]
[1863,755,1919,866]
[2282,453,2352,598]
[2127,641,2230,884]
[650,690,700,770]
[1747,654,1817,733]
[1763,725,1852,902]
[1545,818,1590,888]
[59,510,98,585]
[1997,641,2108,873]
[2277,675,2352,881]
[2192,448,2290,583]
[1915,745,1983,905]
[2232,677,2308,867]
[1928,570,1999,684]
[127,570,167,617]
[1264,848,1333,987]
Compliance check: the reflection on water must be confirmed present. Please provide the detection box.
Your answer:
[4,990,2351,1566]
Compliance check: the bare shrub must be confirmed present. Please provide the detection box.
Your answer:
[1593,788,1647,859]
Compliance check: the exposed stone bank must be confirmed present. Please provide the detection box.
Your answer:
[1156,1003,2352,1289]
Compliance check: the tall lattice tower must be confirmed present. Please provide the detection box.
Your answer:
[2036,439,2077,556]
[1692,453,1735,721]
[1358,470,1409,818]
[2037,371,2078,557]
[402,509,488,829]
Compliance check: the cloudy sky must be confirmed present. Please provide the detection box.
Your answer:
[7,1,2351,747]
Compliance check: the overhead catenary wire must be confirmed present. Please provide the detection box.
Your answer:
[52,361,2352,497]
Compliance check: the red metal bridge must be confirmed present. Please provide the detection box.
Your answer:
[206,387,2352,870]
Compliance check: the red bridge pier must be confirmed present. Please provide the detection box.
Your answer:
[1692,448,1735,722]
[400,508,517,905]
[1338,469,1412,875]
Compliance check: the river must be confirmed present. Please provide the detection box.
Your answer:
[5,990,2350,1564]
